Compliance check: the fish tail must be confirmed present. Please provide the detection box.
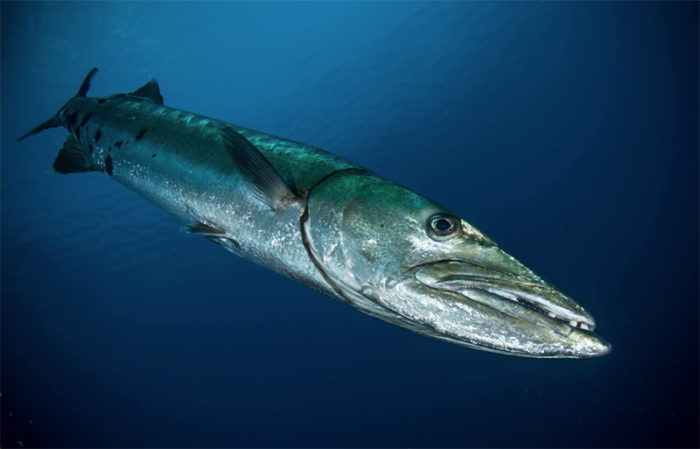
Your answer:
[17,67,98,142]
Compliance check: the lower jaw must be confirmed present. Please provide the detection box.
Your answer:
[380,281,587,357]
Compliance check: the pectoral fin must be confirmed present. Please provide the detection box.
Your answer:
[220,126,299,210]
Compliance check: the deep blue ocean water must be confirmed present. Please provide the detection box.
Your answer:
[1,2,697,447]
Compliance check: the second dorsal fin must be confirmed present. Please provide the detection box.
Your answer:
[220,126,298,210]
[129,78,164,104]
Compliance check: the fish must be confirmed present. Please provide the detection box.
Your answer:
[18,68,611,358]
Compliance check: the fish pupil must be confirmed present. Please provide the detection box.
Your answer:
[435,218,452,231]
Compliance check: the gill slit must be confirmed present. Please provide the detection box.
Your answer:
[299,168,369,305]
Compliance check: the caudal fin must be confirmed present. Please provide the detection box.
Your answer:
[17,116,62,142]
[76,67,99,97]
[17,67,99,142]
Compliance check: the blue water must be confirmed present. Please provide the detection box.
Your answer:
[1,2,697,447]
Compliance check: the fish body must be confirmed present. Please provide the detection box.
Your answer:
[19,69,611,358]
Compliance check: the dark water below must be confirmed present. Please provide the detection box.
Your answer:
[1,2,698,447]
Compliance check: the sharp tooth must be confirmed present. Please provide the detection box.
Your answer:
[501,292,518,302]
[548,312,557,319]
[569,320,578,327]
[579,323,590,331]
[487,288,518,302]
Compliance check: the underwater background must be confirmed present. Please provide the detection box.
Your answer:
[1,2,697,448]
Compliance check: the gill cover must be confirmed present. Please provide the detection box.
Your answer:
[302,170,436,324]
[303,167,496,290]
[303,170,457,302]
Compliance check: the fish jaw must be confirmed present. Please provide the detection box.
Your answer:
[377,256,611,358]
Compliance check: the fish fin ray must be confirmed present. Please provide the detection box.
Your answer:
[129,79,164,104]
[220,126,298,210]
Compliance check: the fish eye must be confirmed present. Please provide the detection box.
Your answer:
[427,214,461,241]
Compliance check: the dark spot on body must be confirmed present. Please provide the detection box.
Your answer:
[94,129,102,142]
[114,140,122,149]
[151,153,157,158]
[79,112,92,127]
[108,146,112,153]
[135,128,147,140]
[97,98,106,104]
[89,144,93,153]
[104,155,113,175]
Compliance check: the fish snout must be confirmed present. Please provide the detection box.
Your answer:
[395,256,612,357]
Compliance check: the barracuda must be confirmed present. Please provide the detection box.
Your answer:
[18,68,611,358]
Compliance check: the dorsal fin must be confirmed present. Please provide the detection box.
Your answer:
[220,126,298,210]
[77,67,99,97]
[129,79,164,104]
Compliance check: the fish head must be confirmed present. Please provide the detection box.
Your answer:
[304,171,611,358]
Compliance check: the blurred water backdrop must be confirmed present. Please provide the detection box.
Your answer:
[1,2,698,447]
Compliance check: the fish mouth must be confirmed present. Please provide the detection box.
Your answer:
[414,259,596,331]
[396,256,611,357]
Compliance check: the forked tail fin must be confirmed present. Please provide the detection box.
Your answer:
[76,67,98,97]
[17,67,99,142]
[17,116,62,142]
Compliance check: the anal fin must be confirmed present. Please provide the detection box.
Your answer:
[53,136,93,174]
